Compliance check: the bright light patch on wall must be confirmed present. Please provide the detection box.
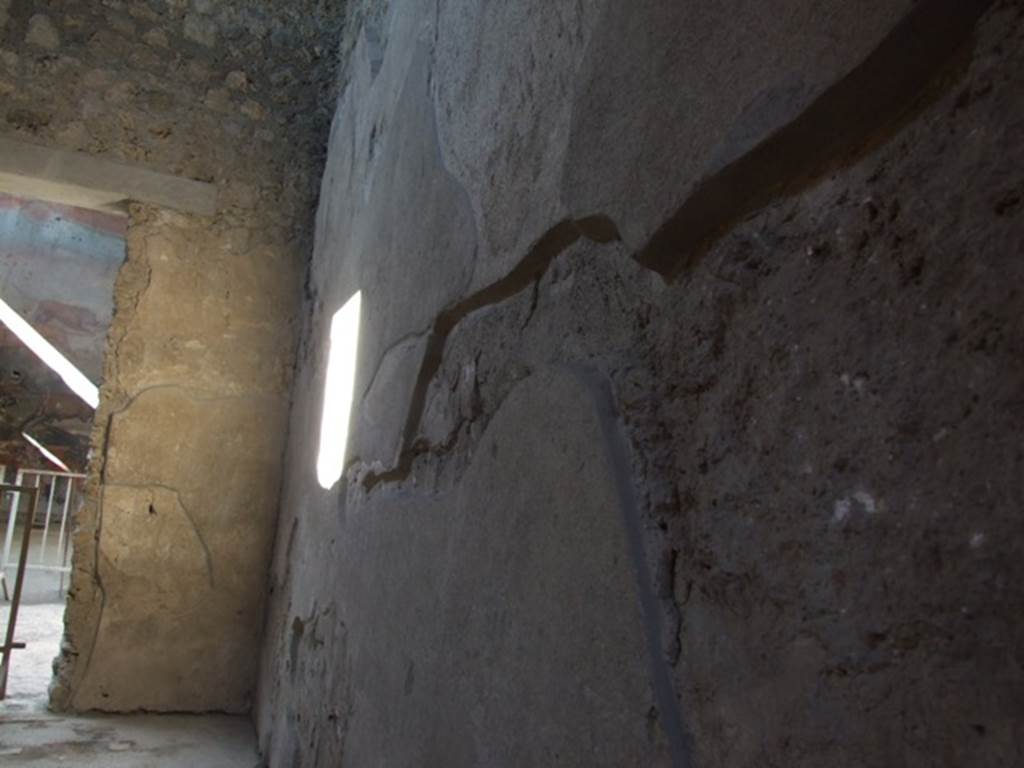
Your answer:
[316,291,362,490]
[0,297,99,409]
[22,431,71,472]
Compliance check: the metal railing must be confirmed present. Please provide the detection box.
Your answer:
[0,465,85,598]
[0,482,38,699]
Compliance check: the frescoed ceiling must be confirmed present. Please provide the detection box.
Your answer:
[0,193,125,472]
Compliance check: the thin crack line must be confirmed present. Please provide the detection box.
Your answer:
[357,213,619,491]
[359,330,431,403]
[103,481,216,589]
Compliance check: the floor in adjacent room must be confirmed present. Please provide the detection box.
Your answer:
[0,550,260,768]
[0,713,260,767]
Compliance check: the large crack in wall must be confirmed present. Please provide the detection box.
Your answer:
[358,215,620,490]
[354,0,996,496]
[259,0,1024,764]
[636,0,997,280]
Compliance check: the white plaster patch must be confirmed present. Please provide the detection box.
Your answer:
[832,488,881,523]
[839,371,868,395]
[853,489,878,514]
[832,498,852,523]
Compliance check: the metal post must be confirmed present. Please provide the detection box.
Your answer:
[0,470,5,601]
[0,466,6,598]
[32,475,40,538]
[0,484,38,700]
[57,476,73,595]
[1,470,22,574]
[39,475,57,565]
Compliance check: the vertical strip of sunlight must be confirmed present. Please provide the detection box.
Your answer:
[316,291,362,490]
[22,432,71,472]
[0,297,99,409]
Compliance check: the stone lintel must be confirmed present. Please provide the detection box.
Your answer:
[0,135,218,217]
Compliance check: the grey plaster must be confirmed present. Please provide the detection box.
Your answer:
[257,0,1024,765]
[263,369,661,766]
[432,0,599,288]
[562,0,914,251]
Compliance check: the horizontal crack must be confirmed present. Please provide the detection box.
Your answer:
[358,215,620,491]
[107,383,284,416]
[348,0,994,494]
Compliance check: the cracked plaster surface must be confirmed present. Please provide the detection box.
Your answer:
[252,0,1023,764]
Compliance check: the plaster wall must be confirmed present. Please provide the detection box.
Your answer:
[0,1,342,712]
[259,0,1023,766]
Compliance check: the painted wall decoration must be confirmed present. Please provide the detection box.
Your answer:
[0,193,126,470]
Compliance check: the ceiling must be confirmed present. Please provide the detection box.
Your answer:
[0,192,125,471]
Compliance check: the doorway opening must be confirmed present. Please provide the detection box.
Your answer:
[0,191,126,713]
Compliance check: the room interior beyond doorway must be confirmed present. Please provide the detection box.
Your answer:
[0,191,125,712]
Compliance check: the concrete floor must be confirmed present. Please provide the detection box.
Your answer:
[0,713,261,767]
[0,602,62,714]
[1,534,261,767]
[2,528,71,606]
[2,527,73,715]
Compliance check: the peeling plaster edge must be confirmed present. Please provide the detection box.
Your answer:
[564,364,693,768]
[636,0,997,280]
